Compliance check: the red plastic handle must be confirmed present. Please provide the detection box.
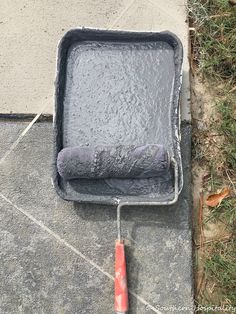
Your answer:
[114,240,128,313]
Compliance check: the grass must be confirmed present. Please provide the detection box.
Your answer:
[204,240,236,306]
[217,98,236,169]
[205,198,236,225]
[189,0,236,310]
[189,0,236,83]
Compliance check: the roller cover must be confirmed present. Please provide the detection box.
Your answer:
[57,144,170,180]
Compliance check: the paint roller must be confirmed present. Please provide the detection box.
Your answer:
[57,144,170,180]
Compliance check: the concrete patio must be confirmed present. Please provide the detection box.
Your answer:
[0,121,193,313]
[0,1,193,313]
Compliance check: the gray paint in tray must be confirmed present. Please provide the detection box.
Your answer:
[53,29,183,204]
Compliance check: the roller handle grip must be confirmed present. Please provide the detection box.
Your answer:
[114,240,128,313]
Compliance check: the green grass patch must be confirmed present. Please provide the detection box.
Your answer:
[205,198,236,227]
[189,0,236,83]
[217,98,236,169]
[204,239,236,306]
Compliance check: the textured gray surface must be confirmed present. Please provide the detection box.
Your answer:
[0,201,114,314]
[0,121,28,159]
[0,121,193,313]
[54,29,183,203]
[63,41,175,149]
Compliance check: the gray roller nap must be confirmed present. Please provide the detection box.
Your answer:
[57,145,170,180]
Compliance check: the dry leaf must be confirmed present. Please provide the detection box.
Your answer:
[205,187,230,207]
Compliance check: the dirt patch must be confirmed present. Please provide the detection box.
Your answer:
[192,76,226,171]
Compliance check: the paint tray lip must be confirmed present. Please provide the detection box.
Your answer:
[53,28,183,205]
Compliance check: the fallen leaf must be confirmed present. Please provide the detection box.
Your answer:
[229,0,236,7]
[205,187,230,207]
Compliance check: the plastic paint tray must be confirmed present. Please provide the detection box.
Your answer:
[53,28,183,205]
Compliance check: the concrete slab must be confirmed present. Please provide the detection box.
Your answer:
[0,0,190,121]
[0,122,193,313]
[0,0,129,114]
[0,200,114,314]
[0,121,28,159]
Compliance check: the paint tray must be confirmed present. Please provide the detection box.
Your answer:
[53,28,183,205]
